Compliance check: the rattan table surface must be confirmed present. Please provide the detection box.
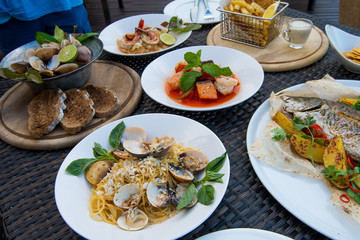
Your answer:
[1,8,360,240]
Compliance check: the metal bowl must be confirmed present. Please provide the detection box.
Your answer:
[0,37,103,93]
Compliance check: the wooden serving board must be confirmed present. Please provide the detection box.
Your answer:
[206,18,329,72]
[0,60,142,150]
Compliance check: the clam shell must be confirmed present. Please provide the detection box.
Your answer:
[179,150,209,172]
[114,184,141,209]
[25,48,36,61]
[35,46,59,61]
[61,39,71,48]
[117,208,148,231]
[146,180,170,208]
[55,63,78,74]
[123,140,150,158]
[10,62,29,74]
[122,127,147,143]
[168,164,194,182]
[47,55,60,70]
[39,69,55,77]
[76,45,92,63]
[29,56,46,71]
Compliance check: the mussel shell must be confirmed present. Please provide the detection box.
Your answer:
[29,56,46,71]
[113,184,141,209]
[168,164,194,182]
[117,208,148,231]
[146,181,170,208]
[123,140,150,158]
[55,63,79,74]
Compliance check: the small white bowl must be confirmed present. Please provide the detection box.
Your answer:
[325,24,360,73]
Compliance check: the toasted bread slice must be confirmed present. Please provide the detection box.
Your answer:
[28,88,66,138]
[61,89,95,134]
[81,85,120,117]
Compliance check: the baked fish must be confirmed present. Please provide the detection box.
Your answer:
[281,95,360,160]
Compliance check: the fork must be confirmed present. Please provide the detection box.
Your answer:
[203,0,214,20]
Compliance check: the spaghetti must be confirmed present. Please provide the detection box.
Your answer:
[88,142,195,227]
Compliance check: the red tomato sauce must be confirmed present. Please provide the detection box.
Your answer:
[165,82,241,107]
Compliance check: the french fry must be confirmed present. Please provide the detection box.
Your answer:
[231,0,255,14]
[240,7,250,15]
[251,2,265,16]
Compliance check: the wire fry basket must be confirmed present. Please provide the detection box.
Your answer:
[217,2,288,48]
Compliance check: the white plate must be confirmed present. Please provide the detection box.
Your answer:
[141,45,264,111]
[164,0,221,24]
[99,14,191,56]
[325,25,360,74]
[55,113,230,240]
[246,80,360,240]
[197,228,292,240]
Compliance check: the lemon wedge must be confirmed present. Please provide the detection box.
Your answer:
[263,1,280,19]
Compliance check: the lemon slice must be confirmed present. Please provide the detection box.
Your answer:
[160,33,176,46]
[263,1,280,19]
[58,45,78,63]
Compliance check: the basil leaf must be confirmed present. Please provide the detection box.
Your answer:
[35,31,58,44]
[197,185,215,205]
[176,183,196,210]
[65,158,97,176]
[203,171,224,183]
[109,121,125,149]
[25,69,43,83]
[54,25,65,44]
[76,32,99,43]
[206,152,227,173]
[93,142,117,161]
[179,71,202,92]
[0,68,26,80]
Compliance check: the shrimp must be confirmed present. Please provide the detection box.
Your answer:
[140,31,160,49]
[119,33,140,50]
[167,71,183,90]
[214,75,239,95]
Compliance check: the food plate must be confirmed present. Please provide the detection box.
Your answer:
[99,14,191,56]
[141,45,264,111]
[164,0,221,24]
[196,228,292,240]
[55,113,230,240]
[246,80,360,240]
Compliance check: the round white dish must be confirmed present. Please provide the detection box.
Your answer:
[141,45,264,111]
[196,228,292,240]
[325,24,360,74]
[99,14,191,56]
[246,80,360,240]
[164,0,221,24]
[55,113,230,240]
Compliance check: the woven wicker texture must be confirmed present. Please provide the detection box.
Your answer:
[1,8,360,240]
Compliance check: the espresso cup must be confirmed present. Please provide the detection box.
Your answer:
[282,18,313,49]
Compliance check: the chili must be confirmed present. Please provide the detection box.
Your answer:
[346,173,360,193]
[309,124,323,137]
[347,154,356,169]
[340,194,350,203]
[342,101,353,106]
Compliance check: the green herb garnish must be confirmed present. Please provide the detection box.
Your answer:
[66,122,124,176]
[164,16,202,33]
[179,50,233,92]
[177,152,227,210]
[270,128,290,141]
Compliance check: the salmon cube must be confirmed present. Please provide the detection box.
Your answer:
[196,80,217,100]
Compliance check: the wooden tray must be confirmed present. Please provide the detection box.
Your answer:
[206,18,329,72]
[0,60,142,150]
